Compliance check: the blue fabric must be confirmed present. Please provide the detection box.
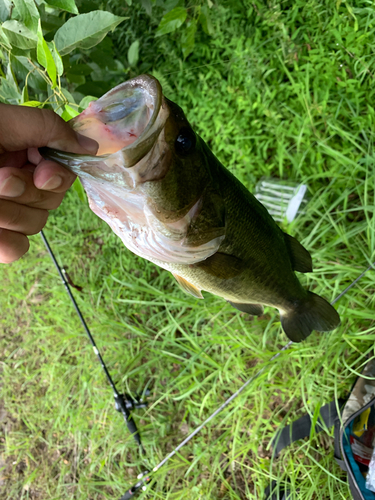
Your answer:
[342,421,375,500]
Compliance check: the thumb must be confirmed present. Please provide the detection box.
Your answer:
[0,104,98,154]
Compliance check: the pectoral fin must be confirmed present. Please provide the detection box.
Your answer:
[193,252,245,279]
[185,189,226,246]
[172,273,203,299]
[228,301,264,316]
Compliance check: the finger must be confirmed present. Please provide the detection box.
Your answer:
[28,147,42,165]
[0,104,98,154]
[0,167,66,209]
[33,160,76,192]
[0,198,48,235]
[0,228,30,264]
[28,149,77,192]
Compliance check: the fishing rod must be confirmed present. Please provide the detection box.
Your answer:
[40,230,374,499]
[40,230,146,452]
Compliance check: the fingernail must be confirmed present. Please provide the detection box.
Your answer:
[40,175,63,190]
[76,133,99,154]
[0,176,26,197]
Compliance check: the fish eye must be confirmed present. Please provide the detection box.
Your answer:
[175,127,196,155]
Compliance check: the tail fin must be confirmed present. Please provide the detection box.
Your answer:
[280,292,340,343]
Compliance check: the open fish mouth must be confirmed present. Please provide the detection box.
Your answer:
[71,75,161,156]
[40,75,165,174]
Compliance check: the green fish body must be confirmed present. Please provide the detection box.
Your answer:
[40,75,340,342]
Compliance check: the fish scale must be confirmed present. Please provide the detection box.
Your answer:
[40,74,340,343]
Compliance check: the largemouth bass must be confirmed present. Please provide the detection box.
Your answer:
[40,75,340,342]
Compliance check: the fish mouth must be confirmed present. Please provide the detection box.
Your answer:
[40,74,164,172]
[72,75,162,156]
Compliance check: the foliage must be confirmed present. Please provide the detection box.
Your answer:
[1,0,375,499]
[0,0,214,112]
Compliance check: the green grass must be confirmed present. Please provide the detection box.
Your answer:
[1,0,375,499]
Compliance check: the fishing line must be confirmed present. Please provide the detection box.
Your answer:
[331,262,374,305]
[40,229,374,498]
[120,262,375,499]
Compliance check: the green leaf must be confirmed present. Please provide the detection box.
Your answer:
[11,55,47,92]
[0,26,12,49]
[344,2,358,31]
[155,7,187,37]
[54,11,126,56]
[13,0,39,32]
[0,77,21,103]
[71,177,87,203]
[5,62,20,102]
[163,0,183,10]
[140,0,152,16]
[90,50,117,71]
[2,20,38,49]
[61,87,76,106]
[332,29,343,45]
[37,19,57,88]
[67,63,93,76]
[75,81,110,97]
[45,0,78,15]
[88,35,116,70]
[47,85,63,115]
[309,403,322,441]
[21,100,43,107]
[61,103,79,121]
[21,83,28,103]
[79,95,97,110]
[47,41,63,77]
[127,40,139,67]
[6,61,18,86]
[181,20,197,59]
[39,11,65,34]
[199,5,214,36]
[0,0,13,23]
[66,71,85,85]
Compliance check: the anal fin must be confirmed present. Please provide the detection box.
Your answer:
[172,273,203,299]
[228,301,264,316]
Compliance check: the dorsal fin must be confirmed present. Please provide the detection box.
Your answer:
[172,273,203,299]
[284,233,312,273]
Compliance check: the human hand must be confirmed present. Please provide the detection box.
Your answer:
[0,104,98,264]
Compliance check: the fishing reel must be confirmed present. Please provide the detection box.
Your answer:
[113,390,150,450]
[114,390,150,412]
